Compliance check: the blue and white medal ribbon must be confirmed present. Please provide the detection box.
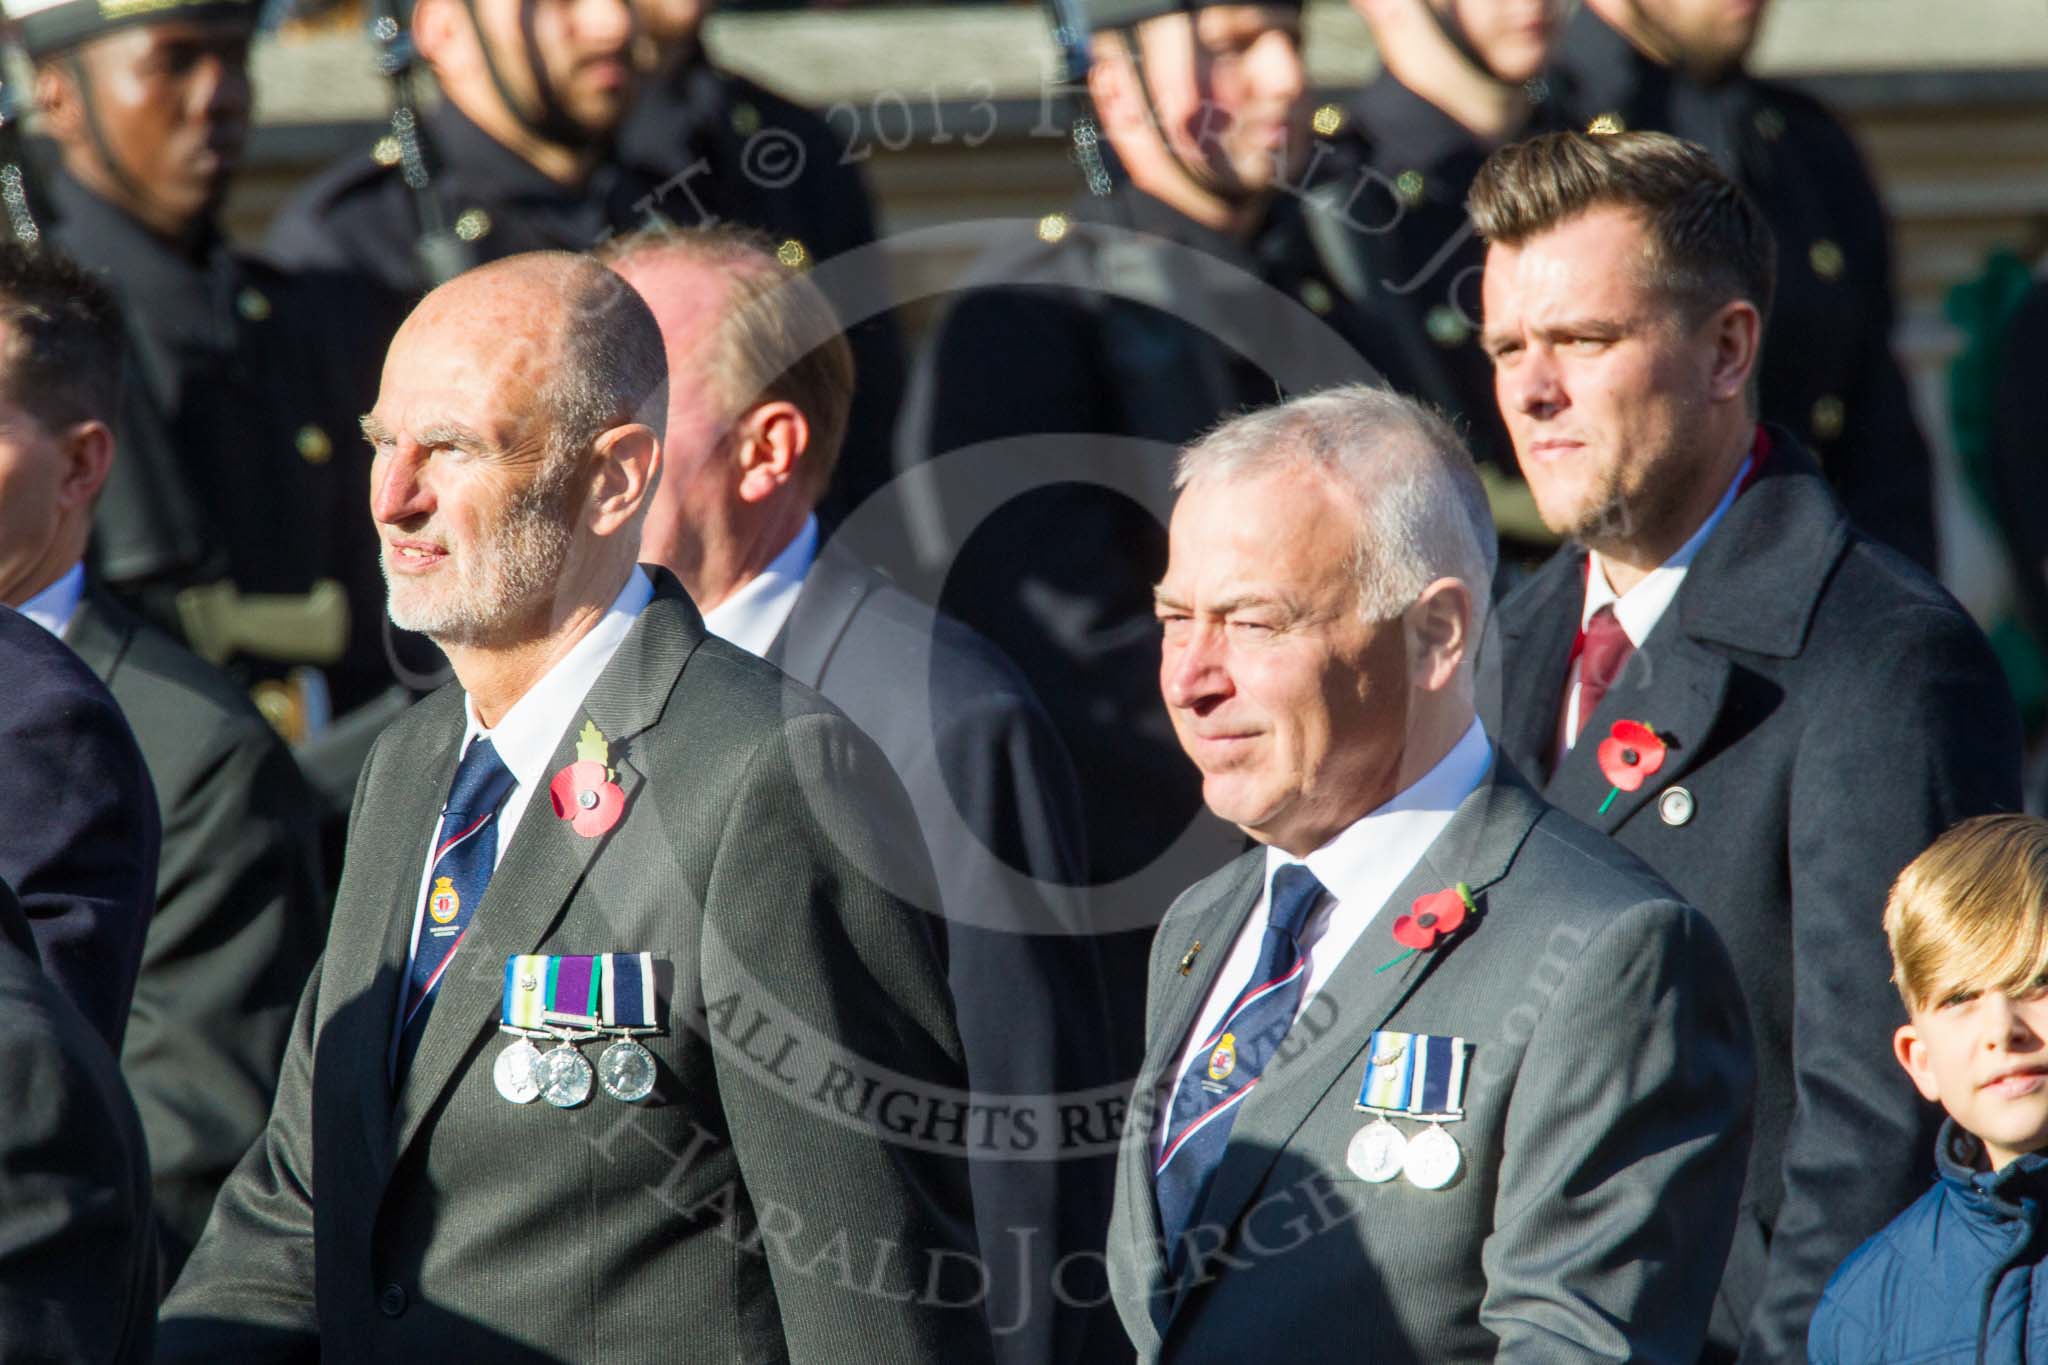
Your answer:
[1351,1030,1470,1189]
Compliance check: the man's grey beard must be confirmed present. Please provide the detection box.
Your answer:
[384,464,579,648]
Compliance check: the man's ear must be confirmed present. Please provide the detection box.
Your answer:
[1085,31,1143,140]
[1703,298,1763,405]
[588,423,661,536]
[732,401,807,505]
[412,0,468,71]
[58,420,115,512]
[1404,575,1473,692]
[1894,1021,1943,1104]
[33,59,84,143]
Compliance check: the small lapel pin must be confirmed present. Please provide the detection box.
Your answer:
[1178,940,1204,976]
[1658,786,1697,827]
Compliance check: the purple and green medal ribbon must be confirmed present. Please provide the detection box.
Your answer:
[503,953,655,1030]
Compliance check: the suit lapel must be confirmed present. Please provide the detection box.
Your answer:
[765,539,877,689]
[1494,554,1583,783]
[1545,626,1731,833]
[388,574,707,1160]
[1168,766,1545,1323]
[60,590,134,683]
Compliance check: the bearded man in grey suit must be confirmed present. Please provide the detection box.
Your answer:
[161,252,994,1363]
[600,225,1125,1365]
[1105,386,1754,1362]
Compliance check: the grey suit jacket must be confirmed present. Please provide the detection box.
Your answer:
[159,570,996,1364]
[1105,758,1755,1363]
[771,540,1124,1365]
[67,586,327,1286]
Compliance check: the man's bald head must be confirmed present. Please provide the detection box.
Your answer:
[400,251,669,475]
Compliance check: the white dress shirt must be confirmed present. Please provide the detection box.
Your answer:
[700,514,819,658]
[1561,458,1750,749]
[17,560,85,639]
[398,567,653,984]
[1153,716,1494,1158]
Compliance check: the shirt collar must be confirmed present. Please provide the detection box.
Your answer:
[459,568,654,793]
[19,561,86,640]
[700,515,820,659]
[1262,715,1493,908]
[1585,454,1751,646]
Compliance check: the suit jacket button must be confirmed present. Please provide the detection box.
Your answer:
[379,1283,408,1317]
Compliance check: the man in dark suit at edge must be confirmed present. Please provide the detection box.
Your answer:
[602,224,1126,1365]
[1475,129,2022,1361]
[0,244,325,1285]
[160,251,994,1363]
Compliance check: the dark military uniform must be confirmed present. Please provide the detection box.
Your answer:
[618,56,905,526]
[268,72,905,525]
[889,181,1393,1067]
[27,157,400,726]
[1307,78,1570,555]
[1556,6,1938,569]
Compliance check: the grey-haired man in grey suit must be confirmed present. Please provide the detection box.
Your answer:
[160,252,994,1363]
[1106,385,1755,1362]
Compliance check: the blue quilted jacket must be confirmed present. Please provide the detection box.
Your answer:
[1811,1119,2048,1363]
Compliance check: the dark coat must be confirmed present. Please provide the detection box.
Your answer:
[770,539,1123,1365]
[0,603,158,1048]
[160,572,995,1363]
[1556,6,1938,569]
[66,587,326,1285]
[1485,432,2024,1362]
[1811,1119,2048,1364]
[1106,759,1755,1362]
[0,874,158,1364]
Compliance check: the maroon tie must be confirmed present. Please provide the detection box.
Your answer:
[1572,605,1635,745]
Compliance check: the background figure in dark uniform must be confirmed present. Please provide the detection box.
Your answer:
[619,0,905,526]
[262,0,649,286]
[1556,0,1939,569]
[1312,0,1566,557]
[5,0,400,743]
[891,0,1392,1069]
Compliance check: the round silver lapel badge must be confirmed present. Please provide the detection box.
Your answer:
[1658,786,1696,827]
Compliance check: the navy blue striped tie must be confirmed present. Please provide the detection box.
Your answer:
[393,736,517,1082]
[1155,864,1326,1275]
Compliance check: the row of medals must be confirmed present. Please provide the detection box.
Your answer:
[494,1027,657,1107]
[1347,1115,1462,1190]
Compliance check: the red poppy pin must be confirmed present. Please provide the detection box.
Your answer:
[549,720,625,838]
[1594,719,1667,815]
[1377,882,1477,974]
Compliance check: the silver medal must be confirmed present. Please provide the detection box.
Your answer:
[493,1037,543,1104]
[536,1041,594,1108]
[1346,1118,1407,1183]
[598,1037,658,1102]
[1403,1123,1463,1190]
